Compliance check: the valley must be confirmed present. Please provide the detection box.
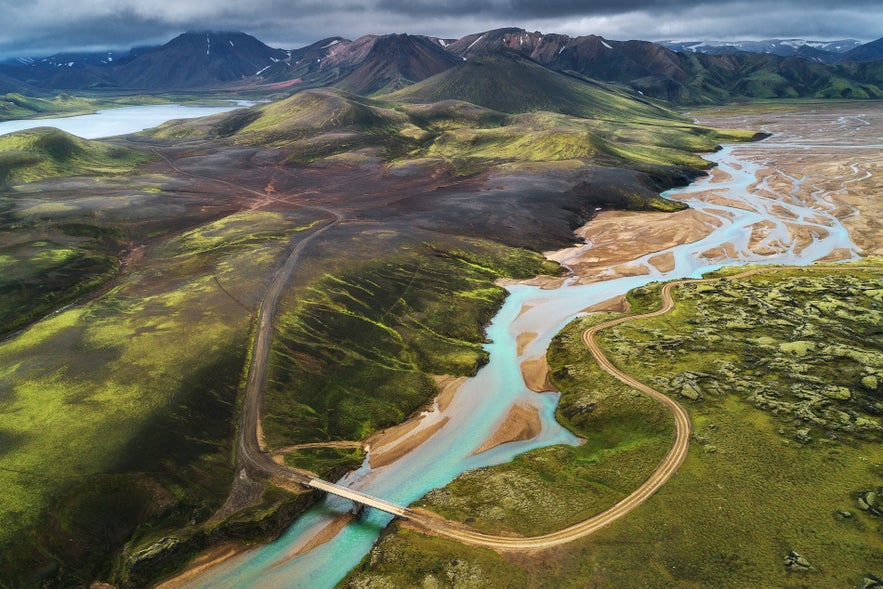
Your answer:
[0,63,751,586]
[0,22,880,589]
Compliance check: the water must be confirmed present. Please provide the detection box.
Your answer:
[186,140,860,588]
[0,102,252,139]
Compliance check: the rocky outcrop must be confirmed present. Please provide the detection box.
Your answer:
[783,550,813,572]
[857,488,883,516]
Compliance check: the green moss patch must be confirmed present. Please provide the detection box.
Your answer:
[264,238,558,447]
[349,262,883,588]
[0,128,151,186]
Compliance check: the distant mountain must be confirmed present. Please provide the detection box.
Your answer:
[661,39,863,63]
[440,28,883,103]
[114,31,289,89]
[1,50,128,69]
[1,32,289,90]
[444,28,710,102]
[0,47,158,89]
[840,37,883,62]
[1,28,882,103]
[0,71,36,95]
[254,34,461,95]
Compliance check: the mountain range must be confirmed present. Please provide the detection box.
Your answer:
[660,39,864,64]
[1,29,883,104]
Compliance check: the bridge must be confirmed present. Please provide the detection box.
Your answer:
[307,478,409,518]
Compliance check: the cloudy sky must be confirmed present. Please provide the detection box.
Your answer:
[1,0,881,57]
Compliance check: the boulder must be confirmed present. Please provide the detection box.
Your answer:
[783,550,813,572]
[857,490,883,516]
[679,383,701,401]
[821,386,851,401]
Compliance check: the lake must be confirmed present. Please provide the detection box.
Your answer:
[0,102,251,139]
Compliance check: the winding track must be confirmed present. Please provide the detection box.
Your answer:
[403,264,876,550]
[150,149,878,550]
[151,149,343,488]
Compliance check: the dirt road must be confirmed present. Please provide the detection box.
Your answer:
[404,264,874,550]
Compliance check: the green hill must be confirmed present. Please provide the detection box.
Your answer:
[154,76,756,173]
[387,53,682,123]
[0,127,150,185]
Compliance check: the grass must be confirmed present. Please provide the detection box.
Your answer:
[0,127,152,186]
[284,447,366,480]
[346,262,883,588]
[263,237,560,448]
[0,208,321,586]
[0,232,118,336]
[150,83,758,176]
[343,527,525,588]
[386,53,683,123]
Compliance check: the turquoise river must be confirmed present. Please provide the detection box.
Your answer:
[181,111,865,587]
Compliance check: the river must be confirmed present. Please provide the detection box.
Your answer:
[0,102,251,139]
[181,111,863,588]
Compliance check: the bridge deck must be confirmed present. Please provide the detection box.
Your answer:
[307,478,408,517]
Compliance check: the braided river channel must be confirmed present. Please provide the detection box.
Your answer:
[186,107,875,588]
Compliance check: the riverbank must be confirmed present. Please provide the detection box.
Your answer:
[343,103,881,586]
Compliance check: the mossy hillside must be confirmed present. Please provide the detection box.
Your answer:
[118,483,317,588]
[263,236,560,454]
[0,209,319,587]
[0,160,288,339]
[343,526,526,589]
[0,189,128,338]
[0,232,118,336]
[414,312,672,536]
[284,447,366,481]
[599,265,883,443]
[0,93,109,122]
[347,263,883,588]
[387,53,682,124]
[422,110,756,173]
[151,84,757,174]
[0,127,152,185]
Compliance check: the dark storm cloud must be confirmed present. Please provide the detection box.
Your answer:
[376,0,687,17]
[0,0,880,58]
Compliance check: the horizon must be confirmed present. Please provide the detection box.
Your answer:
[1,0,880,59]
[0,26,876,61]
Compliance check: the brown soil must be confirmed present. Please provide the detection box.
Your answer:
[272,441,363,457]
[362,376,463,468]
[517,332,538,356]
[696,103,883,257]
[155,543,248,589]
[648,252,675,273]
[367,417,450,468]
[432,375,466,412]
[700,243,739,261]
[582,294,630,314]
[521,356,557,393]
[287,514,355,559]
[472,403,542,455]
[543,208,719,285]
